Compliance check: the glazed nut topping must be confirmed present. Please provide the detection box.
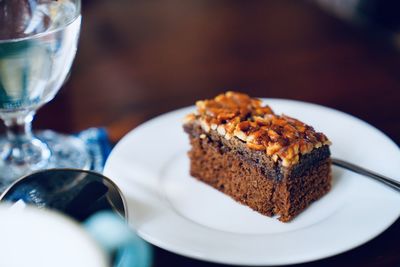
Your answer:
[186,91,331,167]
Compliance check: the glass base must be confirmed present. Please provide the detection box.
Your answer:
[0,130,91,190]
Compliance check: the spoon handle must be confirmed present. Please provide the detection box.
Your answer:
[332,158,400,192]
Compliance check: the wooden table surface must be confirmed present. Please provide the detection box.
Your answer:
[36,1,399,266]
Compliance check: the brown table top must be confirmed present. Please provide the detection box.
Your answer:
[35,1,399,266]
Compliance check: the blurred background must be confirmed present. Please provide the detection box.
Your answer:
[34,0,400,146]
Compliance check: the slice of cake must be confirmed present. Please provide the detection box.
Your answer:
[183,92,332,222]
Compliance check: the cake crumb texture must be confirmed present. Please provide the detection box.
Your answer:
[187,132,331,222]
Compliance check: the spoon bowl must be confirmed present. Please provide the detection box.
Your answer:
[0,169,127,221]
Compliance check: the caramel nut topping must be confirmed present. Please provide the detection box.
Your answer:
[247,142,265,150]
[217,125,226,136]
[268,129,280,141]
[237,121,251,132]
[183,113,196,123]
[186,92,331,167]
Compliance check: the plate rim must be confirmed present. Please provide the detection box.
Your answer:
[104,98,400,266]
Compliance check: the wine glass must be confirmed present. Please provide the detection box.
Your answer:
[0,0,89,187]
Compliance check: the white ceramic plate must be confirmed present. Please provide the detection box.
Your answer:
[104,99,400,266]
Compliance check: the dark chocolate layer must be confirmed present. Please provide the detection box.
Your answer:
[184,122,331,181]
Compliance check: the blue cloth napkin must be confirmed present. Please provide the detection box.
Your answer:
[75,127,112,172]
[78,128,153,267]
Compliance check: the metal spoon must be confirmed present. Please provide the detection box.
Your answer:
[0,169,127,221]
[332,158,400,192]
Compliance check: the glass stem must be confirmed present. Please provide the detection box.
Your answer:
[1,111,50,166]
[4,112,35,143]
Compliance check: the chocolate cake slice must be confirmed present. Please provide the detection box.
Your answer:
[183,92,332,222]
